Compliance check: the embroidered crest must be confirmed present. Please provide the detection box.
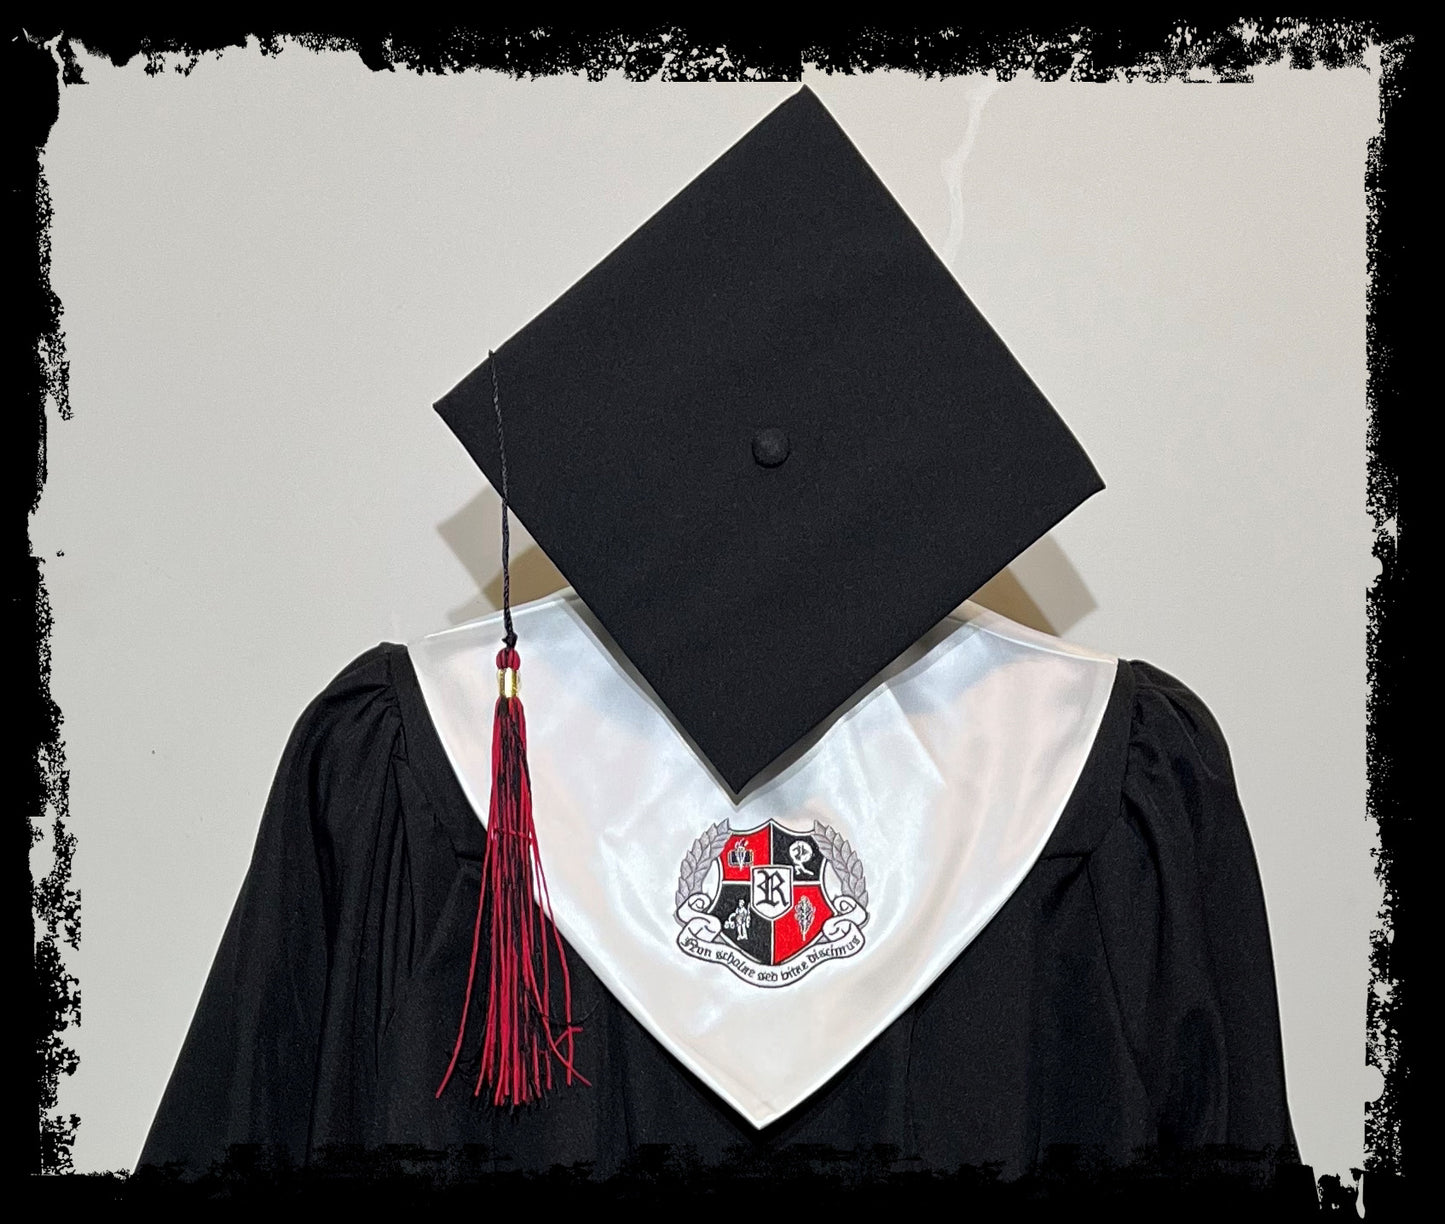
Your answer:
[674,819,870,987]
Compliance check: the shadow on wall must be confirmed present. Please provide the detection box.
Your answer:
[439,489,1097,639]
[437,490,567,625]
[969,534,1098,638]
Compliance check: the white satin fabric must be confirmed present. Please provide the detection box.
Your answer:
[408,592,1118,1128]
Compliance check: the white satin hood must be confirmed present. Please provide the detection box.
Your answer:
[408,592,1118,1128]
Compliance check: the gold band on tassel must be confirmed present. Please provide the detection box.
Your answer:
[497,667,520,700]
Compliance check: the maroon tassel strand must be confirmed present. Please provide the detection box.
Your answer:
[436,348,586,1106]
[436,650,587,1105]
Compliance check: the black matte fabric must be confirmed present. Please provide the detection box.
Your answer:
[138,645,1298,1184]
[434,86,1104,793]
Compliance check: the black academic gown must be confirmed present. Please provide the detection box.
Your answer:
[137,644,1301,1191]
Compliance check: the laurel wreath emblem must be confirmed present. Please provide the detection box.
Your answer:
[675,817,869,913]
[673,817,870,988]
[812,820,869,909]
[675,818,730,909]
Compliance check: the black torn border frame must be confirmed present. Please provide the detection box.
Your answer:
[4,18,1425,1214]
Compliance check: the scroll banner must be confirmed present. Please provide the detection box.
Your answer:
[675,893,868,988]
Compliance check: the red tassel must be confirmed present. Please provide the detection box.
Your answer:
[436,647,587,1105]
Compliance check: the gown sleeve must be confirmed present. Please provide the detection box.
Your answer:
[136,645,404,1175]
[1087,660,1299,1161]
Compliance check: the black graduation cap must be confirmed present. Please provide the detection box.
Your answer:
[436,85,1103,796]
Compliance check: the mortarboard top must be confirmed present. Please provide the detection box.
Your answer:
[436,85,1103,795]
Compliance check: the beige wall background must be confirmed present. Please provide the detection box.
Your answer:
[32,43,1381,1181]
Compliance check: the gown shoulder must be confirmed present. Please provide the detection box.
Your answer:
[136,641,418,1174]
[1080,657,1298,1157]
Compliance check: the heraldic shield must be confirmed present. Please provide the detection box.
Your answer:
[674,819,870,988]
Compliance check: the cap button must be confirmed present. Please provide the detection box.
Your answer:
[752,428,790,468]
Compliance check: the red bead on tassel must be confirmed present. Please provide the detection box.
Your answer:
[436,647,587,1106]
